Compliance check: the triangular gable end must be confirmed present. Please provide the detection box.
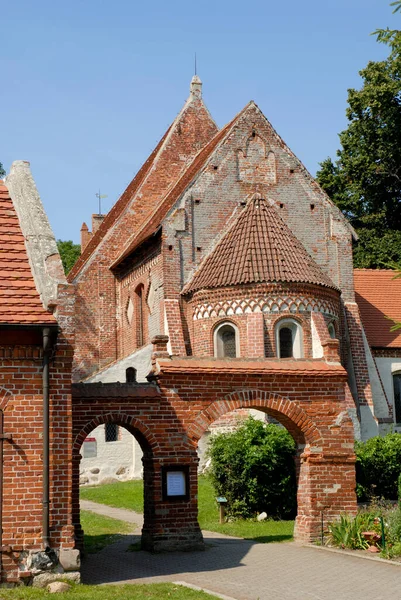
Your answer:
[110,102,257,268]
[68,76,219,281]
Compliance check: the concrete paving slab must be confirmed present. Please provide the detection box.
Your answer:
[80,500,401,600]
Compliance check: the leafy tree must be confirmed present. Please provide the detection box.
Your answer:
[57,240,80,275]
[317,18,401,268]
[0,162,5,178]
[207,418,297,519]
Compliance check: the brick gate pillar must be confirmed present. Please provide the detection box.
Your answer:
[141,453,204,552]
[294,453,357,542]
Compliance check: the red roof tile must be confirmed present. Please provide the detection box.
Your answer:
[156,357,346,376]
[354,269,401,348]
[111,114,238,268]
[182,194,336,294]
[0,182,56,325]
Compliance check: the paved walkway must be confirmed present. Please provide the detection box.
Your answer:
[80,500,401,600]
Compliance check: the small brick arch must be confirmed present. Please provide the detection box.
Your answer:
[188,389,323,448]
[73,413,159,455]
[0,387,12,411]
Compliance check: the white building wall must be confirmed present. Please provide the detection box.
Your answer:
[80,424,143,485]
[375,357,401,432]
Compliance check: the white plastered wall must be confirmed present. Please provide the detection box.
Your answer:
[79,425,143,485]
[375,357,401,433]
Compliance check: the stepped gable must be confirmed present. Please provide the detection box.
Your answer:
[68,76,218,281]
[182,194,336,295]
[354,269,401,348]
[0,181,55,324]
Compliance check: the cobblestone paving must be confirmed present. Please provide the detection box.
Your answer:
[80,501,401,600]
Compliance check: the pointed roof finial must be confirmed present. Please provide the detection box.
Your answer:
[195,52,197,76]
[190,73,202,99]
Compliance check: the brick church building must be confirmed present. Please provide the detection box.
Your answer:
[1,76,400,583]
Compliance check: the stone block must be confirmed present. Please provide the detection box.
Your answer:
[32,571,80,588]
[47,582,72,593]
[58,549,80,572]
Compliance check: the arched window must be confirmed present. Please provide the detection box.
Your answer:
[134,284,146,348]
[214,323,239,358]
[275,319,303,359]
[393,373,401,424]
[126,367,137,383]
[328,322,336,339]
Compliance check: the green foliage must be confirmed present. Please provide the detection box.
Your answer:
[207,418,297,519]
[0,583,220,599]
[327,513,374,550]
[355,433,401,501]
[57,239,81,275]
[0,162,5,178]
[316,25,401,268]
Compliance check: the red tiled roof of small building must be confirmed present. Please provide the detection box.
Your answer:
[156,356,346,376]
[0,181,56,324]
[182,194,336,294]
[354,269,401,348]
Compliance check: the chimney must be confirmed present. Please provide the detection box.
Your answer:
[80,222,92,252]
[92,213,105,234]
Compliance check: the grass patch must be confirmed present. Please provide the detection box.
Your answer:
[0,583,221,599]
[81,480,143,513]
[81,476,294,543]
[81,510,134,554]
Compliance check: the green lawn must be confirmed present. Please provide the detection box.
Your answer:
[81,479,143,513]
[81,510,135,554]
[0,583,220,599]
[81,476,294,543]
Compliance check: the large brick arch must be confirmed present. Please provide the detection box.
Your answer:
[188,389,323,448]
[73,412,159,455]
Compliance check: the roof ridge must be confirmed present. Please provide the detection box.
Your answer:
[67,124,172,280]
[69,90,220,281]
[110,102,255,268]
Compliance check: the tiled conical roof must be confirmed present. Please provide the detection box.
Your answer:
[182,194,336,294]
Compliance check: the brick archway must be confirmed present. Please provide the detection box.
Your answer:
[188,388,323,448]
[71,368,357,550]
[0,388,12,411]
[73,413,159,455]
[72,412,160,551]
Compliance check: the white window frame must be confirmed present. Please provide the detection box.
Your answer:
[213,322,240,358]
[275,319,303,359]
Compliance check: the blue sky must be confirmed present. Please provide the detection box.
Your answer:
[1,0,397,243]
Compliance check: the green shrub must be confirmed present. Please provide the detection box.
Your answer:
[327,513,375,550]
[355,433,401,501]
[207,418,297,519]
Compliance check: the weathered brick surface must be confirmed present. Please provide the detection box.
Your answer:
[71,356,357,548]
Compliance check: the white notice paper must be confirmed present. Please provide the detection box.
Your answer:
[166,471,186,496]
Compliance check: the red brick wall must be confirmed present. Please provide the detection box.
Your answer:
[183,282,340,359]
[0,292,75,581]
[71,360,356,548]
